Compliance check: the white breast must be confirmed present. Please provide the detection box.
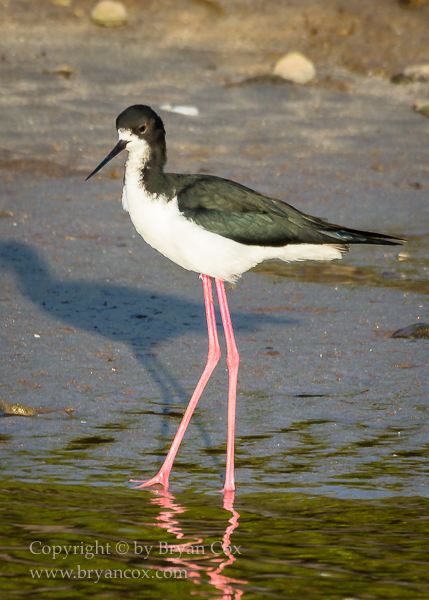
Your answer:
[125,183,254,281]
[122,186,128,212]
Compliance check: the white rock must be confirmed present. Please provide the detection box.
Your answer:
[273,52,316,84]
[160,103,199,116]
[403,64,429,82]
[91,1,128,27]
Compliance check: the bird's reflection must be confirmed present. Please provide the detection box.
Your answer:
[146,490,246,599]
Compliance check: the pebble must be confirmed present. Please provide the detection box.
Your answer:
[0,399,37,416]
[50,0,72,6]
[90,1,128,27]
[391,64,429,84]
[0,398,71,416]
[392,323,429,339]
[54,65,74,79]
[273,52,316,84]
[413,102,429,118]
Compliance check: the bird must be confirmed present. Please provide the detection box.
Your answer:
[86,104,405,493]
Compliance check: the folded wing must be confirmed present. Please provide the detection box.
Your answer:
[176,175,405,248]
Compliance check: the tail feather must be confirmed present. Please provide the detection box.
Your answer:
[321,226,405,246]
[303,213,406,247]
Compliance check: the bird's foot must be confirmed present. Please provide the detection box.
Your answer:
[222,474,235,494]
[129,470,169,491]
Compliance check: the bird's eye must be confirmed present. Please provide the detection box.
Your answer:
[138,125,147,134]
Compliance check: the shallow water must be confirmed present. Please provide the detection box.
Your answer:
[252,233,429,296]
[1,481,429,599]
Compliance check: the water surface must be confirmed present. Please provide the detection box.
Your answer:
[1,481,428,599]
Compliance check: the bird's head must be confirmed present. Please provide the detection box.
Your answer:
[86,105,166,181]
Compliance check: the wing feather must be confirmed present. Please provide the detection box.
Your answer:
[175,175,404,247]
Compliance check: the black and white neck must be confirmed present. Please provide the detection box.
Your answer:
[117,106,167,195]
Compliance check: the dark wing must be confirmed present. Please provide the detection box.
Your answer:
[175,175,405,247]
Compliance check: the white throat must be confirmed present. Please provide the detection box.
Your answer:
[118,128,151,176]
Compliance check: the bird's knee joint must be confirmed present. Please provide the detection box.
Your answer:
[209,348,221,362]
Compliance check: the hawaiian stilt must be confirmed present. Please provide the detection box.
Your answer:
[86,105,405,492]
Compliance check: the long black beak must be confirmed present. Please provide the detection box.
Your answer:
[85,139,128,181]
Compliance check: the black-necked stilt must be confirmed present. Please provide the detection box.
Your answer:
[86,105,405,492]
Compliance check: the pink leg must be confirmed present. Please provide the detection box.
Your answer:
[215,279,239,493]
[131,274,221,490]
